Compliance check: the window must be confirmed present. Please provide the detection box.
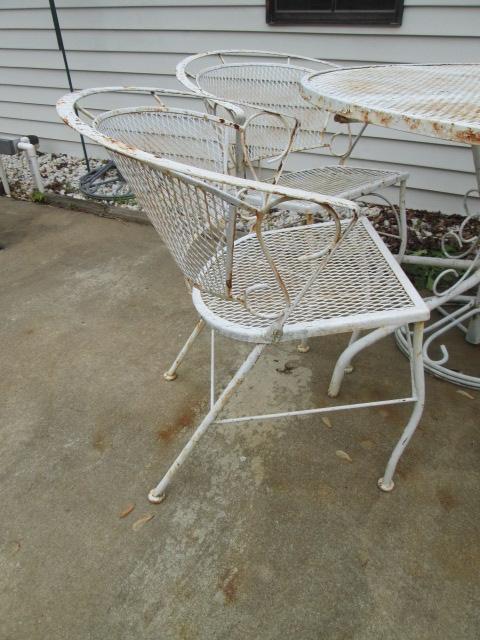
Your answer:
[266,0,405,26]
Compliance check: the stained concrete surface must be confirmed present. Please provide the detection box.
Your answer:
[0,199,479,640]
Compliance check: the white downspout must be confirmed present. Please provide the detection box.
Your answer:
[16,137,45,194]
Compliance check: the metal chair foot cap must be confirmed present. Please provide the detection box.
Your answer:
[148,490,166,504]
[327,389,338,398]
[345,365,354,374]
[163,372,177,381]
[297,344,310,353]
[378,478,395,492]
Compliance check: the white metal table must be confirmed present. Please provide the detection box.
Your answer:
[301,64,480,388]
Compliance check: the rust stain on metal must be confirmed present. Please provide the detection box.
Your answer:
[379,113,393,127]
[454,129,480,145]
[403,116,420,131]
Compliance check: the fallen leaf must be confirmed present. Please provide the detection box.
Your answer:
[336,450,352,463]
[456,390,475,400]
[321,416,332,429]
[132,514,155,531]
[119,503,135,519]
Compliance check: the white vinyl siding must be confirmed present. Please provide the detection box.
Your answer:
[0,0,478,212]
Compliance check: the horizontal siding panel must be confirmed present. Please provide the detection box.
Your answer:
[1,6,479,37]
[0,1,263,8]
[286,141,474,177]
[0,67,178,88]
[0,116,92,143]
[1,31,479,65]
[0,52,390,75]
[2,1,480,8]
[0,132,104,158]
[0,51,182,74]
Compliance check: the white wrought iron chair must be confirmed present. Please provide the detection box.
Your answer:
[58,92,429,502]
[177,50,409,259]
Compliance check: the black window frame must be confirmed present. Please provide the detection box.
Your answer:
[266,0,405,26]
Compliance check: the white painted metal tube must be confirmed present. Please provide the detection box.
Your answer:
[0,157,10,196]
[402,255,475,271]
[426,269,480,311]
[210,329,215,410]
[397,178,408,262]
[379,322,425,491]
[328,325,395,398]
[216,396,416,425]
[17,137,44,194]
[149,343,265,503]
[163,318,205,381]
[343,329,361,373]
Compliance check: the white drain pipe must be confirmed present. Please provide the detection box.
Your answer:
[0,135,44,196]
[0,157,10,196]
[17,137,45,194]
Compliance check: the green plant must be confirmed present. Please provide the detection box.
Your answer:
[31,190,46,203]
[404,247,457,291]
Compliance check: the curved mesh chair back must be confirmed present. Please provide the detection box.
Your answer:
[178,51,339,162]
[95,107,232,174]
[95,108,237,297]
[197,64,335,159]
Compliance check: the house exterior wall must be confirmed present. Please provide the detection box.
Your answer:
[0,0,479,212]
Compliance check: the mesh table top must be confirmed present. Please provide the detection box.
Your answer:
[301,64,480,145]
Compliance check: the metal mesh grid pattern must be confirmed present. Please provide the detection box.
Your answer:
[197,218,418,332]
[276,166,404,198]
[96,108,232,173]
[302,64,480,144]
[110,150,233,298]
[196,63,334,159]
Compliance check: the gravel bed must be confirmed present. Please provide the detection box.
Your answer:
[2,151,137,209]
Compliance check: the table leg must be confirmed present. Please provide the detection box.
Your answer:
[395,145,480,388]
[466,145,480,345]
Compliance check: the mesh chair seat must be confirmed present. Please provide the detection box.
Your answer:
[193,217,428,343]
[275,166,408,200]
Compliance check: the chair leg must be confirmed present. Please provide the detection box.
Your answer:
[297,339,310,353]
[344,330,361,373]
[149,343,265,503]
[378,322,425,492]
[297,211,316,354]
[164,318,205,381]
[328,326,394,398]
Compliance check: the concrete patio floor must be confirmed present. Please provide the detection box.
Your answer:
[1,198,479,640]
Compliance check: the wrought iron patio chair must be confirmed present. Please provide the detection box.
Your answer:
[177,50,409,259]
[58,92,430,501]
